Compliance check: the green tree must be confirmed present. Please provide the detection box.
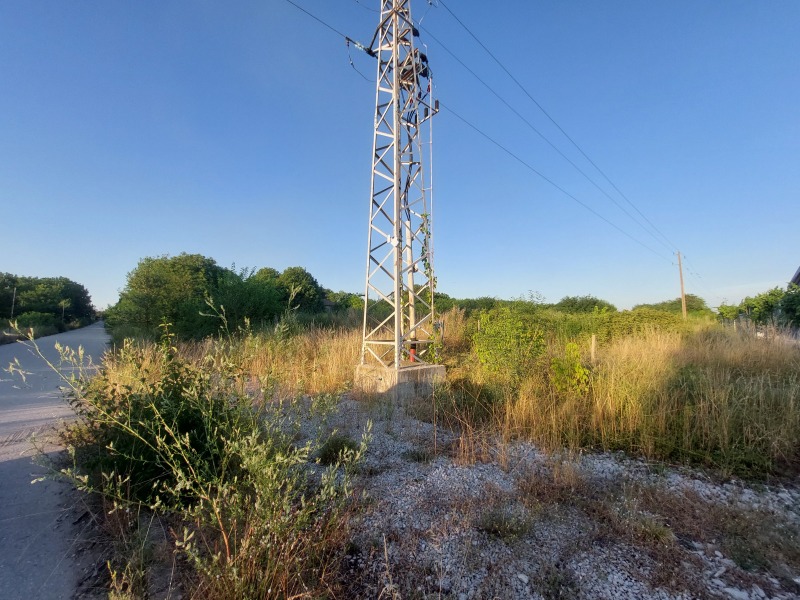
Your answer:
[454,296,500,313]
[740,287,785,326]
[252,267,281,285]
[277,267,324,312]
[209,268,283,330]
[325,290,363,311]
[1,273,93,326]
[0,273,19,320]
[107,257,333,338]
[57,278,94,321]
[554,295,617,314]
[633,294,712,317]
[717,302,741,322]
[106,253,224,335]
[58,298,71,323]
[780,284,800,328]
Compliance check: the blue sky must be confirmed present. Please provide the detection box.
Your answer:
[1,1,798,310]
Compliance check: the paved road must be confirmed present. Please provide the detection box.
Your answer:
[0,322,110,599]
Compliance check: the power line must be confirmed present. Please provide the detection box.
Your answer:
[346,40,374,82]
[441,102,672,263]
[285,0,672,263]
[681,254,718,301]
[437,0,680,253]
[285,0,376,79]
[284,0,351,40]
[351,0,379,12]
[419,24,676,256]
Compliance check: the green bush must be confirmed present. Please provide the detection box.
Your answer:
[603,308,687,341]
[15,311,64,332]
[73,334,236,504]
[60,328,368,597]
[317,434,359,466]
[550,342,590,396]
[473,308,545,383]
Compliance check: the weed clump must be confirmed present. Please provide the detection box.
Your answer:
[60,326,368,598]
[318,433,359,466]
[475,506,531,541]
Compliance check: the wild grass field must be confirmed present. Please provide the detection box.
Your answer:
[50,305,800,597]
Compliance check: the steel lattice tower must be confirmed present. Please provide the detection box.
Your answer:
[359,0,440,375]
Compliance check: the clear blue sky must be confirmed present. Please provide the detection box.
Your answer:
[2,1,798,310]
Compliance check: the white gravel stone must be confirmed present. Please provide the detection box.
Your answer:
[314,394,799,600]
[723,587,751,600]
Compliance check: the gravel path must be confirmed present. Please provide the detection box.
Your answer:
[310,395,800,600]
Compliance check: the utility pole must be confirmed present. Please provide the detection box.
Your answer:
[6,285,16,320]
[677,252,687,320]
[356,0,444,394]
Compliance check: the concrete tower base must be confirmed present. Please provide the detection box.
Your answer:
[354,363,446,400]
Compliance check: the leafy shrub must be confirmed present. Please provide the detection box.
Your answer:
[550,342,590,396]
[59,327,368,597]
[71,333,237,504]
[602,308,687,341]
[473,308,545,382]
[15,311,64,333]
[780,284,800,328]
[317,433,359,466]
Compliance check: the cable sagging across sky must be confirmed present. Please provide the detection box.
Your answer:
[436,0,681,255]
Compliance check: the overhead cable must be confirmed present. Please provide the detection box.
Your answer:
[437,0,680,253]
[285,0,375,56]
[285,0,672,264]
[419,25,675,256]
[441,103,672,263]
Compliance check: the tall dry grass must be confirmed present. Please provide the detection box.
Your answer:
[236,326,361,398]
[149,326,362,400]
[103,316,799,478]
[441,306,470,353]
[504,327,800,475]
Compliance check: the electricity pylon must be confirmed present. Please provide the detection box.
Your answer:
[358,0,440,376]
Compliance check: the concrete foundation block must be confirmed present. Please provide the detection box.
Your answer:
[354,363,446,400]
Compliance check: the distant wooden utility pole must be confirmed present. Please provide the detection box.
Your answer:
[677,251,687,320]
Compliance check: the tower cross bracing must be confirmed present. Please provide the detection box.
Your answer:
[360,0,438,370]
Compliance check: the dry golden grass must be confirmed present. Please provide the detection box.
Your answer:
[138,326,362,400]
[96,339,171,395]
[501,328,800,475]
[236,326,361,398]
[104,318,799,478]
[441,306,470,353]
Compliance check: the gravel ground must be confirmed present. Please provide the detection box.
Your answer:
[303,394,800,600]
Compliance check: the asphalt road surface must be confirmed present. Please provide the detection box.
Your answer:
[0,322,110,599]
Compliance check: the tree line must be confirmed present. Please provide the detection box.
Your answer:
[1,272,95,332]
[104,253,362,339]
[718,285,800,327]
[105,253,724,340]
[106,252,800,342]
